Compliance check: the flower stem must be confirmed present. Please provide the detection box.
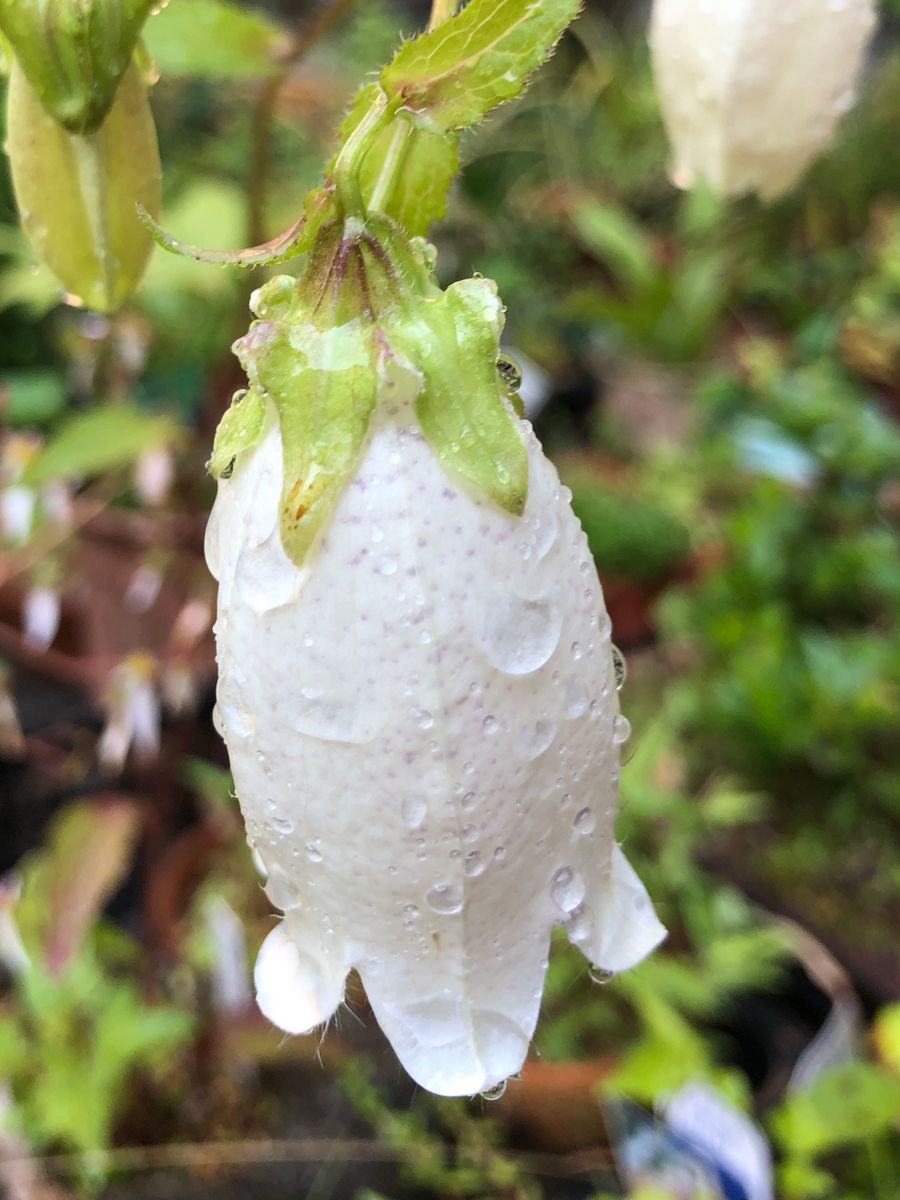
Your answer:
[332,92,394,219]
[428,0,461,31]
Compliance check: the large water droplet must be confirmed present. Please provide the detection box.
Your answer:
[612,645,627,690]
[272,815,294,836]
[517,717,555,761]
[573,807,595,836]
[551,866,586,913]
[480,1080,507,1101]
[464,851,485,878]
[563,676,589,719]
[612,714,631,745]
[426,882,463,916]
[589,966,614,985]
[402,796,427,829]
[473,593,562,675]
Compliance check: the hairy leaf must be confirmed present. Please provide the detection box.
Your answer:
[381,0,580,132]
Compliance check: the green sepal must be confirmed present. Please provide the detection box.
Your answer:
[0,0,153,134]
[138,185,334,268]
[336,83,459,237]
[233,300,377,565]
[387,275,528,516]
[208,387,267,479]
[381,0,581,133]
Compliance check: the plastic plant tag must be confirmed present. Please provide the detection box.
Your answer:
[665,1082,774,1200]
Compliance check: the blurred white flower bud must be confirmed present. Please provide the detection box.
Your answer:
[649,0,877,199]
[98,652,160,772]
[22,585,61,651]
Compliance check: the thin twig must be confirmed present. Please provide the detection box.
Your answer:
[246,0,358,246]
[1,1136,615,1180]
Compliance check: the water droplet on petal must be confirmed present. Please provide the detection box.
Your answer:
[305,840,323,864]
[612,714,632,745]
[402,796,427,829]
[482,715,499,737]
[551,866,586,913]
[612,644,627,690]
[426,882,463,916]
[272,815,294,835]
[563,676,589,719]
[517,717,555,761]
[481,1080,507,1101]
[589,966,614,985]
[473,593,562,675]
[464,851,485,878]
[570,641,583,661]
[573,807,595,835]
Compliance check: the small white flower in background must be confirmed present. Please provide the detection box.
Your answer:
[125,561,164,613]
[0,433,40,545]
[649,0,877,200]
[21,584,61,651]
[134,444,174,507]
[98,652,160,773]
[206,213,665,1097]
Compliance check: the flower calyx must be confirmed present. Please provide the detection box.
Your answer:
[218,213,528,567]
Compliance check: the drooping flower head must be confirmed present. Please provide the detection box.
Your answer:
[649,0,877,200]
[199,0,664,1097]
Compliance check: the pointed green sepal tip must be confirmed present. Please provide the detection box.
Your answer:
[209,387,268,480]
[0,0,153,133]
[233,313,378,567]
[386,275,528,517]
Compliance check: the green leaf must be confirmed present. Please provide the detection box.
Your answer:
[390,276,528,515]
[771,1062,900,1156]
[208,386,267,478]
[14,799,141,970]
[21,402,178,485]
[381,0,581,132]
[144,0,289,78]
[1,370,66,427]
[237,319,377,565]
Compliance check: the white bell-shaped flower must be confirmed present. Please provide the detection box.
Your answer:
[649,0,877,199]
[206,333,664,1096]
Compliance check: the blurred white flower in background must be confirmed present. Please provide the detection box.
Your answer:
[649,0,877,200]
